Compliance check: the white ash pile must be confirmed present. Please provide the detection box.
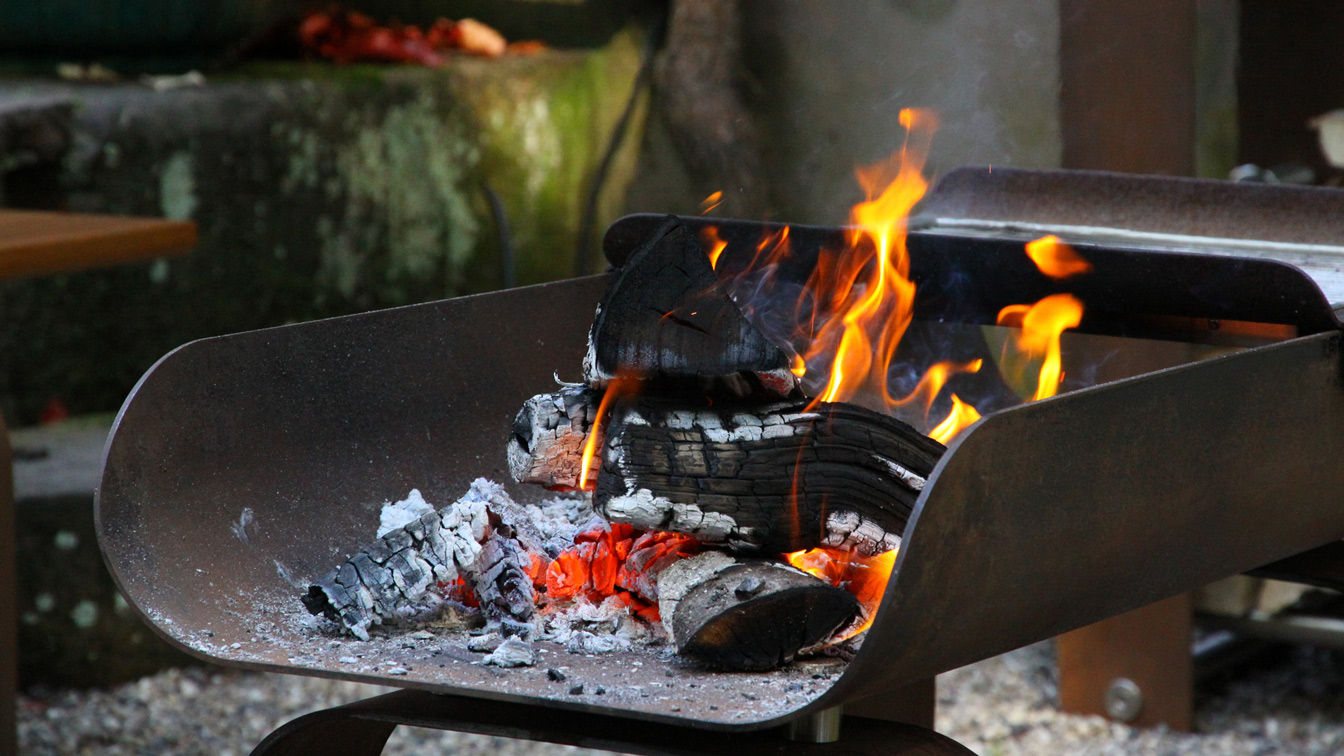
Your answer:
[300,478,864,671]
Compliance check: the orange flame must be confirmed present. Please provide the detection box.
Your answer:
[1025,235,1092,278]
[805,109,937,412]
[929,394,981,444]
[700,191,723,215]
[701,226,728,271]
[893,358,983,415]
[997,293,1084,401]
[578,376,639,490]
[786,547,898,640]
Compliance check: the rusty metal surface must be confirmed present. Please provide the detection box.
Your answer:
[0,412,16,756]
[250,689,973,756]
[99,215,1344,730]
[605,213,1341,335]
[1059,0,1196,176]
[918,166,1344,249]
[1057,593,1194,730]
[828,330,1344,703]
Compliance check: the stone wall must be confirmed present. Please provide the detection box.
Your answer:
[0,30,646,424]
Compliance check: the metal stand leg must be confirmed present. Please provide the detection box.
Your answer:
[1057,593,1193,730]
[249,689,976,756]
[0,414,16,756]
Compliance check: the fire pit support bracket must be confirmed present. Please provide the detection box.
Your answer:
[248,689,975,756]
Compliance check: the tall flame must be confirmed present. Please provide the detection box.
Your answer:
[806,108,938,412]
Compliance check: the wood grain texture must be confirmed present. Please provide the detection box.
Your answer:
[0,209,196,281]
[595,396,945,555]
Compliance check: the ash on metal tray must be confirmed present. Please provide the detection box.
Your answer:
[301,479,693,667]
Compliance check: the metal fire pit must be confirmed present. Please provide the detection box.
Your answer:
[96,170,1344,753]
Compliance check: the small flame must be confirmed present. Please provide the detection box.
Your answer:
[578,376,638,490]
[700,191,723,215]
[893,358,983,415]
[701,226,728,271]
[785,547,898,640]
[790,354,807,378]
[997,293,1084,401]
[1025,235,1092,278]
[928,394,981,444]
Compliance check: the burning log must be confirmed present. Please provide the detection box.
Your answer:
[597,396,943,555]
[509,389,944,555]
[660,558,860,671]
[301,480,540,641]
[540,526,859,670]
[583,216,798,397]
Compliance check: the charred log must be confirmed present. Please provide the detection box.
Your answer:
[596,396,945,555]
[507,384,601,490]
[658,556,859,671]
[583,216,796,397]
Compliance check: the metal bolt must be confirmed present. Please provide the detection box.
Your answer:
[786,706,843,743]
[1104,678,1144,723]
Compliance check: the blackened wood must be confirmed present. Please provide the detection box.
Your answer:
[583,216,794,394]
[302,481,537,640]
[670,561,859,671]
[507,385,602,490]
[595,397,945,555]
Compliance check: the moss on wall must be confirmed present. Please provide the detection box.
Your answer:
[0,29,647,424]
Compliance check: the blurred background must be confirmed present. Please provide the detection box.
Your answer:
[6,1,1344,754]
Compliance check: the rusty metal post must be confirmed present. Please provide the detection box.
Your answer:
[0,412,15,755]
[1059,0,1198,176]
[1056,0,1199,729]
[1057,593,1194,730]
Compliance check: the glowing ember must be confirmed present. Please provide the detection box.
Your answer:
[997,294,1085,401]
[1025,235,1092,279]
[785,547,898,640]
[700,191,724,214]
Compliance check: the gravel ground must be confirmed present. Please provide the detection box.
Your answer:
[19,641,1344,755]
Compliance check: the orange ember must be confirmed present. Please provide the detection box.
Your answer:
[701,226,728,271]
[929,394,981,444]
[544,524,701,623]
[785,547,898,640]
[1025,235,1092,279]
[700,191,723,215]
[997,293,1084,401]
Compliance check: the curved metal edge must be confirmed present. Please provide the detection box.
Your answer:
[838,330,1344,699]
[251,689,976,756]
[93,339,213,664]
